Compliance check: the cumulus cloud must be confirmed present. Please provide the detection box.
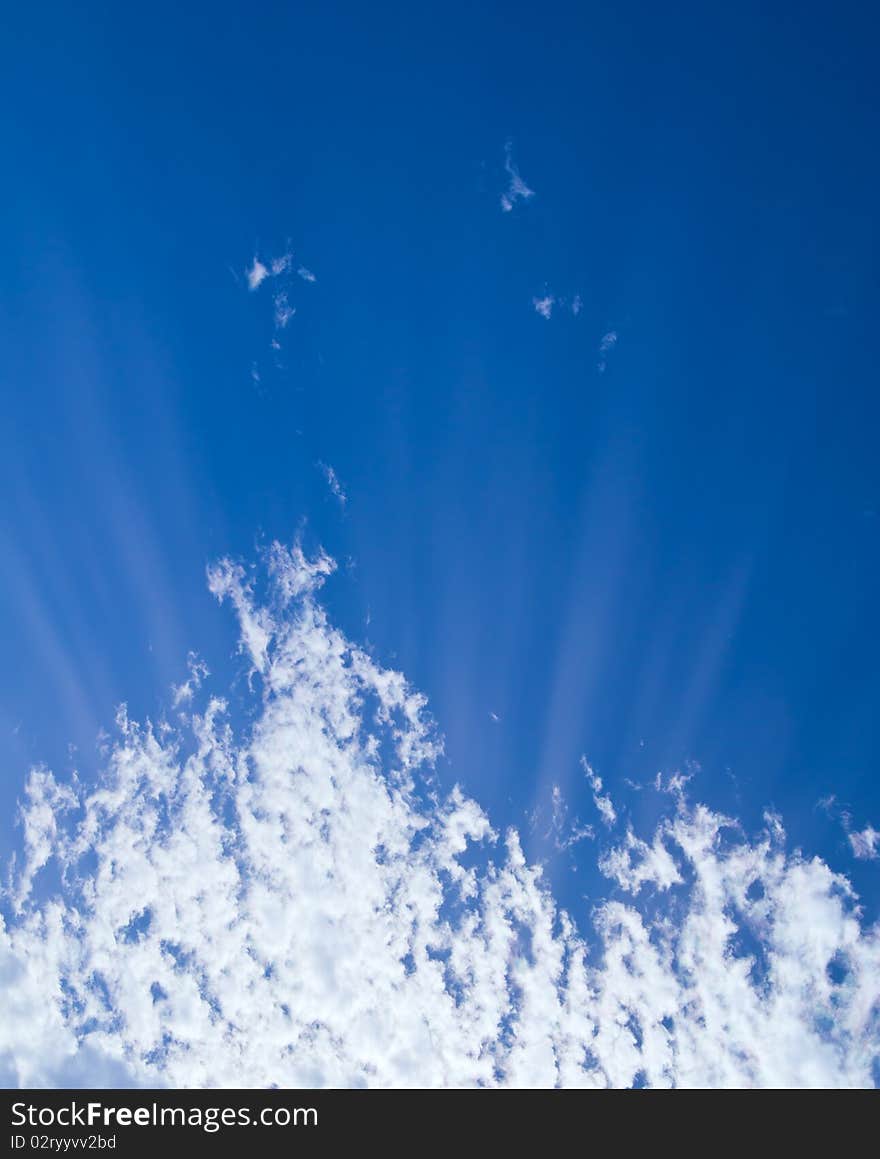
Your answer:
[2,544,879,1088]
[297,267,316,283]
[500,142,535,213]
[599,825,682,893]
[533,296,555,320]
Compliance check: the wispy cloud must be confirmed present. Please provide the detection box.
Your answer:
[599,825,683,893]
[171,651,209,708]
[532,292,583,320]
[245,249,315,361]
[273,291,296,329]
[818,794,879,861]
[3,546,879,1087]
[246,257,270,291]
[318,462,347,507]
[850,825,879,860]
[597,329,618,373]
[547,784,594,853]
[245,249,303,293]
[500,141,535,213]
[581,757,617,826]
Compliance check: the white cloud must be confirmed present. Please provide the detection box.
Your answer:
[500,142,535,213]
[655,765,697,798]
[297,267,316,283]
[548,785,594,853]
[599,825,683,893]
[818,795,879,861]
[246,257,269,292]
[532,293,583,321]
[582,758,617,827]
[171,652,209,709]
[3,544,879,1088]
[273,292,296,329]
[318,462,347,507]
[850,825,879,861]
[246,251,294,291]
[597,330,618,374]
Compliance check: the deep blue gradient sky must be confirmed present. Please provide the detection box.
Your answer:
[2,1,878,918]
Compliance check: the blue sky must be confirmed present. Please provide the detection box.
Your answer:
[1,3,879,1086]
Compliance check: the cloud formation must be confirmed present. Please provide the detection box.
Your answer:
[500,142,535,213]
[318,463,347,507]
[171,652,209,709]
[850,825,879,861]
[582,758,617,827]
[597,330,618,374]
[246,258,270,292]
[2,544,879,1088]
[818,795,880,862]
[532,293,582,320]
[273,292,296,330]
[245,250,310,297]
[243,247,316,372]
